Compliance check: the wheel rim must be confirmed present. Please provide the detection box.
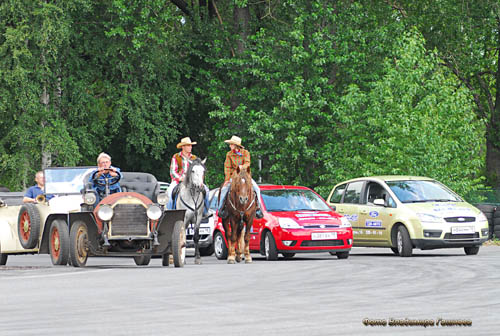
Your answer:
[19,211,31,242]
[214,234,223,257]
[51,227,61,259]
[397,230,402,253]
[75,226,88,264]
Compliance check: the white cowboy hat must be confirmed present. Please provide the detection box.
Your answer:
[224,135,244,148]
[176,137,197,149]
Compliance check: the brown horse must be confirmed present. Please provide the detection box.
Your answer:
[222,166,256,264]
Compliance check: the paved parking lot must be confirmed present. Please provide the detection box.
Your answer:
[1,246,499,335]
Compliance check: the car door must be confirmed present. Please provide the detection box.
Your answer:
[333,181,365,242]
[356,181,395,246]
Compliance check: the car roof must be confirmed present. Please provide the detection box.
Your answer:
[338,175,434,184]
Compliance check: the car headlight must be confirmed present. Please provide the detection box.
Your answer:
[83,192,97,205]
[416,213,443,223]
[476,212,487,222]
[157,192,168,206]
[340,216,351,228]
[278,217,302,229]
[97,204,114,221]
[147,204,162,220]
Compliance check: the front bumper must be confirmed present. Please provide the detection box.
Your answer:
[413,237,488,250]
[274,228,353,252]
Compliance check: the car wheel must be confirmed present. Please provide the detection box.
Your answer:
[214,231,228,260]
[464,246,480,255]
[390,247,399,255]
[282,252,295,259]
[396,226,413,257]
[336,251,349,259]
[69,221,89,267]
[17,204,41,249]
[172,220,186,267]
[162,253,170,266]
[199,245,214,257]
[264,231,278,261]
[134,255,152,266]
[0,241,7,266]
[49,219,70,266]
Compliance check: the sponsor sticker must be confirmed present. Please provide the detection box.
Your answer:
[369,211,379,218]
[366,220,382,227]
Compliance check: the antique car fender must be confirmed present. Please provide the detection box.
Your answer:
[156,209,186,254]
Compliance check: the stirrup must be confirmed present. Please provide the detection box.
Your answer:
[255,208,264,219]
[218,207,228,219]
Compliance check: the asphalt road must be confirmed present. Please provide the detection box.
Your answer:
[1,246,499,336]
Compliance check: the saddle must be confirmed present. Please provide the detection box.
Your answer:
[171,183,206,210]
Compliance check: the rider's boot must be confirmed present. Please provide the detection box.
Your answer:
[255,192,264,219]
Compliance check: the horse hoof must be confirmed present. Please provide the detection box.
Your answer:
[195,258,202,265]
[227,258,235,264]
[235,256,242,263]
[245,258,253,264]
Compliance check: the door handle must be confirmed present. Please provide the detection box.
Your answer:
[360,210,367,214]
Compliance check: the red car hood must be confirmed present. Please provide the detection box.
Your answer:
[270,211,342,225]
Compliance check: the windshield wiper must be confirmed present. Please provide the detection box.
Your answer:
[427,199,458,202]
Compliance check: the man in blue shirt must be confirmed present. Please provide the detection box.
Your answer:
[23,171,54,203]
[89,152,122,201]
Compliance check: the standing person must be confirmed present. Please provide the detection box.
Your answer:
[89,152,122,202]
[166,137,210,214]
[23,171,54,203]
[218,135,263,219]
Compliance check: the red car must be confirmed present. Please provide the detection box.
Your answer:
[213,185,353,260]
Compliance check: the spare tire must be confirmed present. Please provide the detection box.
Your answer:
[18,204,41,249]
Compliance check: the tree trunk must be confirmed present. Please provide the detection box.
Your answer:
[41,84,52,169]
[485,18,500,187]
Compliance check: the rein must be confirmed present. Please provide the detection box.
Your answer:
[227,185,256,226]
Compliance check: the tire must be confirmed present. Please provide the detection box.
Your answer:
[464,246,480,255]
[199,244,214,257]
[264,231,278,261]
[17,204,41,249]
[69,221,89,267]
[336,251,349,259]
[493,217,500,226]
[49,219,70,266]
[172,220,186,267]
[134,255,151,266]
[396,225,413,257]
[390,247,399,256]
[162,254,170,266]
[494,209,500,218]
[0,241,7,266]
[214,231,228,260]
[282,252,295,259]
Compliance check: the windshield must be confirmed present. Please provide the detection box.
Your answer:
[386,180,462,203]
[44,167,96,194]
[261,189,331,212]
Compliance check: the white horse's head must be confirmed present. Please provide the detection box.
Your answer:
[189,158,206,189]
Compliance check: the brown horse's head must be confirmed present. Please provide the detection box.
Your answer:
[230,166,253,209]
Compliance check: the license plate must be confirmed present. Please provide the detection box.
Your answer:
[311,232,337,240]
[187,227,211,235]
[451,226,474,234]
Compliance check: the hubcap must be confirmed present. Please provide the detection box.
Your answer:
[265,236,269,257]
[215,235,223,256]
[51,228,60,257]
[76,226,88,263]
[20,212,31,241]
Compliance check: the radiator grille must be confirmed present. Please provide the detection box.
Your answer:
[443,233,479,240]
[444,217,475,223]
[110,204,148,236]
[301,239,344,247]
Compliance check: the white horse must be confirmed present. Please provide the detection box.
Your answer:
[175,158,207,264]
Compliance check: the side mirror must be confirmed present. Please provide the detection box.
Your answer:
[329,204,337,211]
[373,199,385,207]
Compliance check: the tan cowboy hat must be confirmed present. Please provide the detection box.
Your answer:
[224,135,244,148]
[176,137,197,149]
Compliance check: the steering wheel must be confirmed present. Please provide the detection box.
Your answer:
[91,169,121,187]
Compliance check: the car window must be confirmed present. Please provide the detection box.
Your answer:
[261,189,331,212]
[330,183,347,203]
[386,180,461,203]
[209,191,219,210]
[343,181,363,204]
[365,182,396,208]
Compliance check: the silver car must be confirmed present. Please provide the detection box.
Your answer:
[185,189,219,256]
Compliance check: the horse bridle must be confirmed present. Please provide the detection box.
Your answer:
[227,187,256,226]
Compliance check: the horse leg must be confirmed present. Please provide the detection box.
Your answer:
[224,219,235,264]
[193,221,202,265]
[244,222,252,264]
[236,227,245,263]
